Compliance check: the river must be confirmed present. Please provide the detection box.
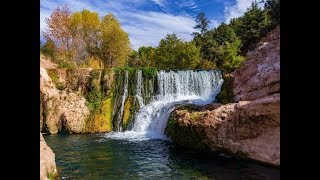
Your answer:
[45,134,280,179]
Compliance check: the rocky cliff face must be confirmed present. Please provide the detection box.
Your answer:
[166,27,280,166]
[40,64,157,134]
[232,27,280,101]
[40,133,58,180]
[40,67,90,134]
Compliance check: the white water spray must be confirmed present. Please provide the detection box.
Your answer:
[106,70,223,141]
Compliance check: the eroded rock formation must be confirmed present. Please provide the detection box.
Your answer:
[166,27,280,166]
[40,67,90,134]
[232,27,280,101]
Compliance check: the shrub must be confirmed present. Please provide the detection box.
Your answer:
[141,67,157,78]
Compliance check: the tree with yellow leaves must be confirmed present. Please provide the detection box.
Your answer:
[100,14,131,68]
[43,5,131,68]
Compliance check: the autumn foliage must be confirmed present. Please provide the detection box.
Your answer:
[42,4,130,69]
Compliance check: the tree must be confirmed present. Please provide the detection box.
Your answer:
[43,5,132,69]
[229,1,270,51]
[138,46,155,67]
[193,12,210,46]
[44,4,73,60]
[265,0,280,26]
[211,23,238,44]
[100,14,131,68]
[191,20,244,71]
[193,12,210,36]
[219,39,245,72]
[127,50,139,67]
[69,10,100,63]
[154,34,200,69]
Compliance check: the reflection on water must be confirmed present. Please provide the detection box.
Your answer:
[44,134,280,179]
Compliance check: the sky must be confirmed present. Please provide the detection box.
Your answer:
[40,0,264,50]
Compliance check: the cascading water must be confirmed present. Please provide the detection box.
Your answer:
[136,70,144,107]
[106,70,223,141]
[116,71,128,132]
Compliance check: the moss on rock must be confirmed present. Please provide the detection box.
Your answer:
[165,114,207,150]
[217,73,234,104]
[86,70,102,112]
[85,97,114,133]
[122,96,134,130]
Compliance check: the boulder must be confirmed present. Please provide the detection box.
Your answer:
[167,94,280,166]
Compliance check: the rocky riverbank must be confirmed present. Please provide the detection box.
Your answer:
[166,27,280,166]
[40,133,58,180]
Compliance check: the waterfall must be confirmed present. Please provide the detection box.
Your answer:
[106,70,223,141]
[136,70,144,107]
[116,71,128,132]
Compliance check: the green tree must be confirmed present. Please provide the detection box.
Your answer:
[265,0,280,27]
[100,14,131,68]
[192,20,244,71]
[219,39,245,72]
[193,12,210,46]
[127,50,139,67]
[138,46,155,67]
[193,12,210,36]
[229,1,270,51]
[154,34,200,69]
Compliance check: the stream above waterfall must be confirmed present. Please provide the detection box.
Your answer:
[45,134,280,179]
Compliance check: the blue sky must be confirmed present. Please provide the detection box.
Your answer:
[40,0,263,50]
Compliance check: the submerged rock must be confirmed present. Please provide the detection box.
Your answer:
[40,133,58,180]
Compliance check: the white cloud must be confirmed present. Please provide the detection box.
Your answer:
[40,0,102,32]
[209,19,220,29]
[224,0,264,23]
[40,0,197,50]
[179,0,198,9]
[150,0,166,7]
[123,11,196,50]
